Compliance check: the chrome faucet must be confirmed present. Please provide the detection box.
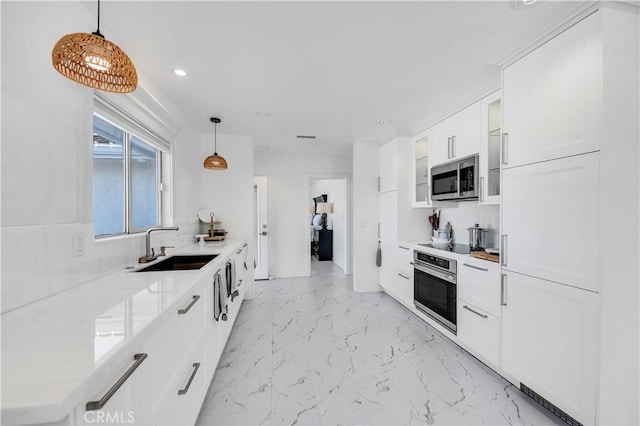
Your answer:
[138,227,179,263]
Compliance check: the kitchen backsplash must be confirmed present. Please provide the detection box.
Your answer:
[0,216,200,314]
[431,203,500,248]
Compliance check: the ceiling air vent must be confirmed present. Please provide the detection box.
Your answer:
[296,135,317,140]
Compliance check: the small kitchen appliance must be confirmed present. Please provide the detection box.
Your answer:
[467,224,487,251]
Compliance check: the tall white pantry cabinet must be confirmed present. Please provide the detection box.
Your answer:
[500,7,638,426]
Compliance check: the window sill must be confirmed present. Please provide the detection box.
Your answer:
[95,233,145,244]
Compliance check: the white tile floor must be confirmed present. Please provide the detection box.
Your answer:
[196,260,562,425]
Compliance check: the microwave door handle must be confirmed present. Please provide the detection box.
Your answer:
[458,162,463,196]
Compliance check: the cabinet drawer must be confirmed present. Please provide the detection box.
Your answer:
[157,338,207,426]
[457,300,500,368]
[396,244,413,276]
[145,282,206,420]
[458,259,501,317]
[76,349,148,425]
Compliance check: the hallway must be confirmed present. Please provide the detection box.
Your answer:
[196,261,560,425]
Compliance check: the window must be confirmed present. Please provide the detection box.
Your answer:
[93,113,162,237]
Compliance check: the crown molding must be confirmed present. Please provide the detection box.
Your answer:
[411,79,501,137]
[489,1,601,69]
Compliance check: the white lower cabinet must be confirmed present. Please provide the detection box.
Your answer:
[393,268,413,307]
[457,300,500,367]
[456,258,501,367]
[157,338,207,426]
[73,243,247,426]
[458,259,501,317]
[76,350,148,426]
[381,245,413,307]
[501,271,598,425]
[396,244,413,277]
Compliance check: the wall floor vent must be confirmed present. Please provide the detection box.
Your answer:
[520,383,583,426]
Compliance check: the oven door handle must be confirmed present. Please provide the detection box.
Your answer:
[413,262,456,284]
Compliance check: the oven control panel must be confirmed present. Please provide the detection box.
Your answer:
[414,251,457,274]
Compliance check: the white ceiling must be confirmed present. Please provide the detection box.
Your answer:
[97,1,583,156]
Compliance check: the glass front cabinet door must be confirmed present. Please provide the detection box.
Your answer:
[413,130,432,208]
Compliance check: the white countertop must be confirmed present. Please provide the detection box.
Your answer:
[399,240,501,266]
[1,239,244,425]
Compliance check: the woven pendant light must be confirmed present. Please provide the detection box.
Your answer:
[51,0,137,93]
[204,117,228,170]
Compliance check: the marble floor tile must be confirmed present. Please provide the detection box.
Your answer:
[196,260,562,426]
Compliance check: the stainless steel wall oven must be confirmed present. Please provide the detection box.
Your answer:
[413,251,457,334]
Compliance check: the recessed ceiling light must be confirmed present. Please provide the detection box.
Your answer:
[256,111,271,118]
[173,69,187,77]
[258,146,270,151]
[519,0,537,5]
[378,119,392,125]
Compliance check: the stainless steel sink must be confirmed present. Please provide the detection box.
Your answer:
[134,254,218,272]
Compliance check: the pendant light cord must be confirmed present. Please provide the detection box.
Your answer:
[93,0,104,37]
[214,122,218,154]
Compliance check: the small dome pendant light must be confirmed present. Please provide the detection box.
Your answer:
[51,0,138,93]
[204,117,228,170]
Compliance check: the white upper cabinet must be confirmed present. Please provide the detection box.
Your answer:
[501,152,599,292]
[479,90,502,205]
[502,12,600,169]
[378,139,398,192]
[451,101,482,160]
[430,101,482,167]
[501,271,598,426]
[430,117,453,167]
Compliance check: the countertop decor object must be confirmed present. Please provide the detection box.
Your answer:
[51,0,137,93]
[204,117,228,170]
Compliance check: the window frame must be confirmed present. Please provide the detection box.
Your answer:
[93,112,163,239]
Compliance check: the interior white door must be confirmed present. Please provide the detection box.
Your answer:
[253,176,268,280]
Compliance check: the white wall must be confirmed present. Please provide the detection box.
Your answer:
[352,141,380,292]
[254,153,352,278]
[200,133,256,298]
[432,204,500,247]
[0,2,201,313]
[310,179,347,272]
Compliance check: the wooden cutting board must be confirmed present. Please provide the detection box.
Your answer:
[470,251,500,263]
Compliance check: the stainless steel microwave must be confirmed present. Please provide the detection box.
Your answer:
[431,155,479,201]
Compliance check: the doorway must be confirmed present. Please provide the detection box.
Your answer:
[253,176,269,280]
[307,176,351,276]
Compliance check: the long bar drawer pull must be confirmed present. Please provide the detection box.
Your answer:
[463,263,488,272]
[178,295,200,315]
[86,353,148,411]
[501,274,507,306]
[501,235,508,267]
[398,273,410,280]
[463,305,488,319]
[178,363,201,396]
[502,133,509,165]
[398,245,410,250]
